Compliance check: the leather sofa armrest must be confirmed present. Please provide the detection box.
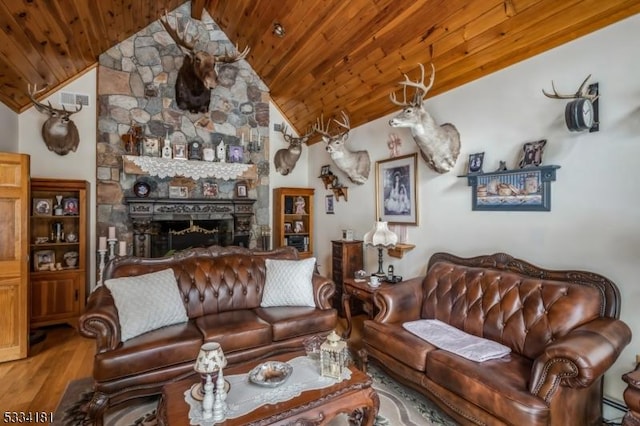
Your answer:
[372,276,424,323]
[312,274,335,310]
[529,317,632,402]
[78,285,122,353]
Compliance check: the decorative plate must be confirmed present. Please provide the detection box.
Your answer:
[133,181,150,198]
[248,361,293,387]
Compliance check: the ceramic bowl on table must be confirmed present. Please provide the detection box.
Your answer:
[248,361,293,387]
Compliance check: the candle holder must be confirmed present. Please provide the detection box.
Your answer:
[97,249,107,286]
[107,238,117,260]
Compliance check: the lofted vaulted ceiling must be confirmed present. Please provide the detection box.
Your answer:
[1,0,639,141]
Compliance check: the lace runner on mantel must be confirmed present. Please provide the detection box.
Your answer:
[126,156,251,180]
[184,356,352,426]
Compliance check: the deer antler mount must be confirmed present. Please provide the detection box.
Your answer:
[542,74,599,132]
[28,84,82,156]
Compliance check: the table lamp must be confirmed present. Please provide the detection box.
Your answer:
[363,220,398,278]
[194,342,227,421]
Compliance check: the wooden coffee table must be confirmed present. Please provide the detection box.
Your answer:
[157,352,379,425]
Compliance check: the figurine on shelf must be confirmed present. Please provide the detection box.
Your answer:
[217,141,226,163]
[294,196,306,214]
[494,161,507,172]
[162,135,172,159]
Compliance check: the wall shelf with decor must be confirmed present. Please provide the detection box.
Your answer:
[273,188,314,258]
[459,165,560,211]
[122,155,257,181]
[30,178,89,329]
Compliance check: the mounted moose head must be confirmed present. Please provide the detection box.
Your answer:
[28,84,82,156]
[314,111,370,185]
[274,124,314,176]
[388,63,460,174]
[160,11,250,113]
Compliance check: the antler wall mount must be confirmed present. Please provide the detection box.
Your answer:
[542,75,599,133]
[28,84,82,156]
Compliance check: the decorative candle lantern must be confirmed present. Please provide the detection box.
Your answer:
[320,330,347,380]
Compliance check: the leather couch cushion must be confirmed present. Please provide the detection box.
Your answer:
[94,321,203,381]
[254,307,336,341]
[363,320,436,371]
[427,349,549,426]
[195,310,272,353]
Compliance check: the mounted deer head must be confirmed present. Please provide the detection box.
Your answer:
[160,11,250,113]
[274,124,314,176]
[28,84,82,156]
[314,111,370,185]
[389,63,461,173]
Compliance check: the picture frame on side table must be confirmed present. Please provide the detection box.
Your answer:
[375,153,418,225]
[33,198,53,216]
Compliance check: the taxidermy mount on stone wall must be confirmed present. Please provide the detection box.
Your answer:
[388,63,461,173]
[160,11,249,113]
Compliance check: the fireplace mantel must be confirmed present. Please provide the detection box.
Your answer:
[122,155,258,181]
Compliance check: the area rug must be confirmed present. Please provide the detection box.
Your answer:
[53,365,458,425]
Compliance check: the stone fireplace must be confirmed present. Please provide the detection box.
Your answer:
[96,3,270,257]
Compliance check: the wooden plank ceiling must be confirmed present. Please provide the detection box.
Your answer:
[0,0,638,142]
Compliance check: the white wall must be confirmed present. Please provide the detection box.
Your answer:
[309,14,640,401]
[0,101,19,152]
[19,69,98,289]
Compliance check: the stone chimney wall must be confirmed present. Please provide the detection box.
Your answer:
[96,3,269,251]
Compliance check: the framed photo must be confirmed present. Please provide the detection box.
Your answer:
[320,164,331,176]
[34,249,55,271]
[325,194,335,214]
[141,137,159,157]
[62,197,79,215]
[33,198,53,216]
[235,181,248,198]
[169,186,188,199]
[518,139,547,168]
[293,220,305,233]
[203,182,218,198]
[228,145,244,163]
[173,142,187,160]
[467,165,560,211]
[468,152,484,174]
[284,222,293,233]
[375,153,418,225]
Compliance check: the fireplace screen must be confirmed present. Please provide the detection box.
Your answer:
[151,220,233,257]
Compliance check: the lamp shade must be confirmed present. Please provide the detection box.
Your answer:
[363,221,398,248]
[194,342,227,374]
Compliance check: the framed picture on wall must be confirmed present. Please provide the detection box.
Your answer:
[173,142,187,160]
[235,181,248,198]
[325,194,335,214]
[375,153,418,225]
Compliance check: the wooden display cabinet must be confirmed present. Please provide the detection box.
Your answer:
[30,178,89,329]
[273,188,314,258]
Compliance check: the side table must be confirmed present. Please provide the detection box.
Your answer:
[342,278,388,339]
[623,365,640,425]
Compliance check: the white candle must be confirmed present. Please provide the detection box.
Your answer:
[241,133,244,145]
[108,226,116,240]
[119,241,127,256]
[99,236,107,251]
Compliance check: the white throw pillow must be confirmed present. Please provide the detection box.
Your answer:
[104,268,188,341]
[261,257,316,307]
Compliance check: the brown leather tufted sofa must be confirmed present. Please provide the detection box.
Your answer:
[79,246,337,424]
[363,252,631,426]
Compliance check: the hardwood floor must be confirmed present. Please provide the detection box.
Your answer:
[0,325,95,417]
[0,317,362,419]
